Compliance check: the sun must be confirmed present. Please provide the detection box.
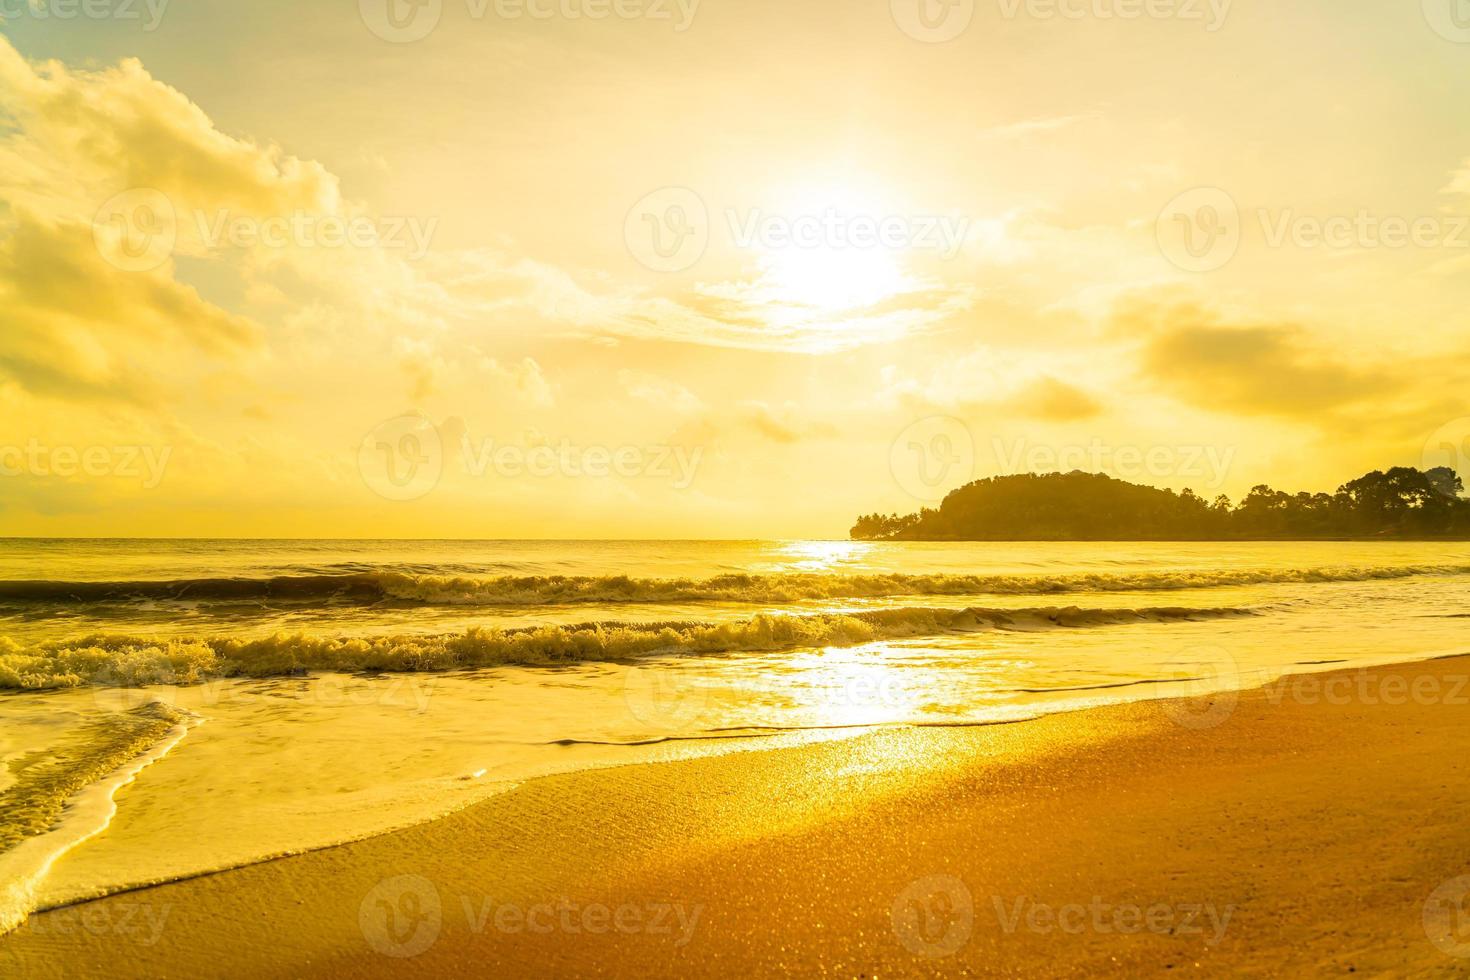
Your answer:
[753,178,916,314]
[762,247,909,313]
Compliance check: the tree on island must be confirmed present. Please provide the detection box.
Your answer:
[850,467,1470,541]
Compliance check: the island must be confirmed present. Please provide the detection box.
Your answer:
[851,467,1470,540]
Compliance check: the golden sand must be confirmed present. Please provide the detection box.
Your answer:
[6,657,1470,977]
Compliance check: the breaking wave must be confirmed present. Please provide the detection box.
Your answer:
[0,604,1256,690]
[2,564,1467,608]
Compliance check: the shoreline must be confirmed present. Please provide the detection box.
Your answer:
[855,535,1470,542]
[0,712,200,937]
[6,653,1470,976]
[3,640,1449,915]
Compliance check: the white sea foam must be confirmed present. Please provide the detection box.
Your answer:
[0,706,199,936]
[0,605,1256,690]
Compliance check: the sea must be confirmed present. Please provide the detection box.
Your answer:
[2,537,1468,934]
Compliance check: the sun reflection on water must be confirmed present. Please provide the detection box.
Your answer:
[774,540,875,572]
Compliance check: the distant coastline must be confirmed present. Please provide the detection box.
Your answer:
[852,468,1470,541]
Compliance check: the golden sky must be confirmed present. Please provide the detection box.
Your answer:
[1,2,1469,537]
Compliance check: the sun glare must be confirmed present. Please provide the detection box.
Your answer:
[761,247,909,313]
[745,179,917,315]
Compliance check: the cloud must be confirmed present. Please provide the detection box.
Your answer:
[0,38,337,225]
[1124,301,1398,418]
[1002,375,1104,422]
[877,349,1109,425]
[1117,296,1469,442]
[488,357,556,409]
[977,113,1101,141]
[0,34,346,404]
[0,210,257,404]
[589,275,972,354]
[0,29,968,423]
[737,402,839,443]
[618,370,704,415]
[667,399,839,448]
[1441,159,1470,199]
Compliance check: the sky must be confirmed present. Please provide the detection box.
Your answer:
[1,0,1469,538]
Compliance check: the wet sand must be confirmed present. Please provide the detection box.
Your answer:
[6,656,1470,977]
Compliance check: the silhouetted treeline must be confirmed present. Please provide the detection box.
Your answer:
[851,467,1470,540]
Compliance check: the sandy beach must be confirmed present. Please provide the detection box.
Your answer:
[7,0,1470,973]
[3,655,1469,978]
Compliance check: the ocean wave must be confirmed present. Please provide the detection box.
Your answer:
[0,563,1466,608]
[0,702,196,936]
[0,605,1255,690]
